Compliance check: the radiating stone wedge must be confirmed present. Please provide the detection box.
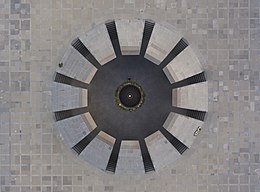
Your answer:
[55,115,93,148]
[57,46,97,83]
[163,113,204,148]
[79,131,115,171]
[52,82,87,112]
[80,24,116,65]
[145,22,182,65]
[163,46,203,83]
[116,141,145,174]
[116,19,144,55]
[174,82,208,111]
[145,131,180,170]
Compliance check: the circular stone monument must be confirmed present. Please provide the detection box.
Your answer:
[52,19,208,174]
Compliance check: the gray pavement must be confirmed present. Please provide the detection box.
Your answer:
[0,0,259,191]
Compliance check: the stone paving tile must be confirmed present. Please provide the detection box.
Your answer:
[0,0,259,191]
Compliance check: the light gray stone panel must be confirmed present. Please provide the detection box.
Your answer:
[163,113,204,148]
[145,131,180,170]
[51,82,86,112]
[145,22,182,65]
[175,82,208,111]
[80,24,116,65]
[163,66,175,84]
[116,141,145,175]
[82,112,97,131]
[55,115,91,148]
[56,46,97,83]
[79,131,115,171]
[97,131,116,145]
[116,19,144,55]
[162,112,176,131]
[164,46,203,83]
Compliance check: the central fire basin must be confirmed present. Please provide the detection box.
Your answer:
[115,81,145,112]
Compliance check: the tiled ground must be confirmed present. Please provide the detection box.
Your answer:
[0,0,260,191]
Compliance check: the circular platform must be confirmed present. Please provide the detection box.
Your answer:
[88,55,172,139]
[53,19,208,174]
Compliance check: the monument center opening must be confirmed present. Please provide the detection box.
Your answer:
[115,81,145,111]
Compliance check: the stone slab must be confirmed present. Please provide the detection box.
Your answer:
[56,46,97,83]
[145,131,180,170]
[51,82,86,112]
[116,19,144,55]
[163,113,204,148]
[79,131,114,171]
[116,141,145,174]
[175,82,208,111]
[55,115,92,148]
[80,24,116,65]
[145,22,182,65]
[164,46,203,83]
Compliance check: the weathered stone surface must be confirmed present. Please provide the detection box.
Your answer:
[80,131,115,171]
[55,115,92,148]
[80,24,116,65]
[52,82,87,111]
[116,19,144,55]
[145,22,182,65]
[56,46,97,83]
[145,131,180,170]
[175,82,208,111]
[163,113,204,148]
[163,47,203,83]
[116,141,145,174]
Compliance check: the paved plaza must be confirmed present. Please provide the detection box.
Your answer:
[0,0,260,192]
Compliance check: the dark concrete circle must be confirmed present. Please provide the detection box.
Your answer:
[88,55,173,140]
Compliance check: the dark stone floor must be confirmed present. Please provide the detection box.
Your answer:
[88,55,173,140]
